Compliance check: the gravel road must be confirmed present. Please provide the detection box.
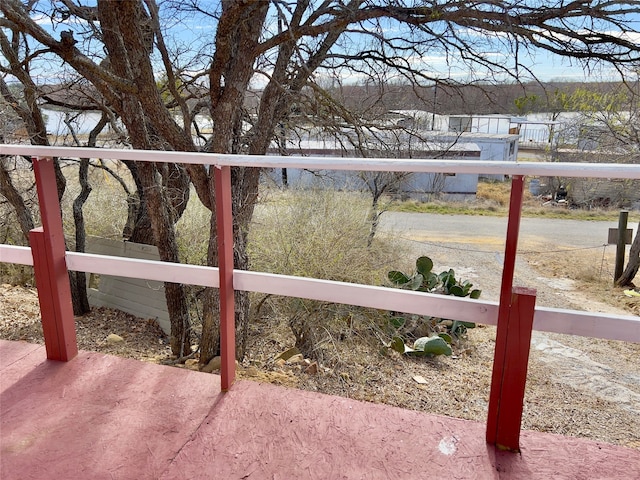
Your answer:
[381,212,619,249]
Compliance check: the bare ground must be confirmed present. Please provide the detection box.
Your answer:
[1,240,639,450]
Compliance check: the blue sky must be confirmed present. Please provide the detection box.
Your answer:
[18,1,640,86]
[164,3,640,86]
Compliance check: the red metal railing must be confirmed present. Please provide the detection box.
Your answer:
[29,158,78,361]
[1,144,639,452]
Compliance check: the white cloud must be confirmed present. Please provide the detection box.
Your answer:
[599,30,640,44]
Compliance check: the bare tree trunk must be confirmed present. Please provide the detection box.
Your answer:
[93,0,194,357]
[231,167,261,358]
[70,157,92,315]
[198,0,269,365]
[200,218,220,362]
[66,112,111,315]
[127,200,154,244]
[616,221,640,287]
[0,157,34,242]
[124,161,191,244]
[367,212,383,248]
[52,160,67,202]
[367,196,383,248]
[360,171,408,247]
[136,162,192,356]
[122,160,155,244]
[121,159,192,356]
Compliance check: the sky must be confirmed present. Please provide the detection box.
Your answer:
[15,1,640,86]
[170,3,640,87]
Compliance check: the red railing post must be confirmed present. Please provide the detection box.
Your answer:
[486,287,536,452]
[29,157,78,361]
[487,174,528,450]
[214,165,236,391]
[496,175,525,323]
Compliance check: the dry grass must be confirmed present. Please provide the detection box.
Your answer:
[395,179,640,222]
[59,161,134,240]
[174,188,210,265]
[247,189,411,362]
[476,180,512,206]
[524,245,640,316]
[249,189,405,282]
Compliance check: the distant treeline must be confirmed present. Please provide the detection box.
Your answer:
[328,81,627,117]
[31,79,628,122]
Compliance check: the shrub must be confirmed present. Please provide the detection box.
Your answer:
[248,188,407,362]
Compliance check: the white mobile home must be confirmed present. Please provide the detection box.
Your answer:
[265,140,483,200]
[419,131,520,181]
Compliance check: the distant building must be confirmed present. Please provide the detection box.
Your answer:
[265,123,520,200]
[419,131,520,182]
[448,113,562,150]
[448,114,513,134]
[264,142,481,201]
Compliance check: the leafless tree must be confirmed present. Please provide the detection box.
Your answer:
[556,82,640,287]
[575,82,640,286]
[2,0,639,362]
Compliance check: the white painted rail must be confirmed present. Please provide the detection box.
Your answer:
[3,239,639,343]
[1,144,639,344]
[60,264,640,344]
[0,245,33,266]
[65,252,220,288]
[1,144,639,178]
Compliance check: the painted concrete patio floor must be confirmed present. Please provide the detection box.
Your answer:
[1,339,638,479]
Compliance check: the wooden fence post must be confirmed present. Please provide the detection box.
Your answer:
[614,210,629,283]
[486,287,537,452]
[486,174,525,448]
[30,157,78,361]
[215,165,236,391]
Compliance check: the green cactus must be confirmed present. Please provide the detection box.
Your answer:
[411,336,452,356]
[385,255,481,357]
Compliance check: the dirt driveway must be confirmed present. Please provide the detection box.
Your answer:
[380,211,631,311]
